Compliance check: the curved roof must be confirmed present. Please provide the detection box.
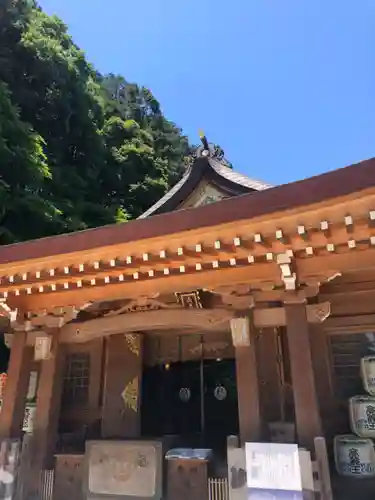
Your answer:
[139,156,272,218]
[0,156,373,265]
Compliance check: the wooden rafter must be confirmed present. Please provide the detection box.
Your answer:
[0,192,373,313]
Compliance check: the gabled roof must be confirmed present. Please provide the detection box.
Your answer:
[139,154,272,219]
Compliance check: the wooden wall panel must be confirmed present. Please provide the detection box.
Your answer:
[144,331,234,366]
[101,334,143,439]
[324,290,375,317]
[60,339,103,433]
[53,454,84,500]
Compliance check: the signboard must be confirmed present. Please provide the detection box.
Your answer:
[245,442,303,500]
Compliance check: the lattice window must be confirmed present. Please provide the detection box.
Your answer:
[62,353,90,406]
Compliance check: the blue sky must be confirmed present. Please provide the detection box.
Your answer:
[39,0,374,185]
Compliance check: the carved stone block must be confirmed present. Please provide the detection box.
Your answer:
[83,440,162,500]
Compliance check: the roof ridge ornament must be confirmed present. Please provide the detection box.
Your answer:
[196,130,231,167]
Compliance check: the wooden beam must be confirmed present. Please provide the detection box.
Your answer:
[11,263,278,312]
[254,303,331,327]
[297,247,375,280]
[1,187,374,276]
[325,314,375,333]
[58,309,235,344]
[323,290,375,316]
[31,302,330,345]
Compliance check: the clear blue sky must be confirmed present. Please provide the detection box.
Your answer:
[39,0,374,185]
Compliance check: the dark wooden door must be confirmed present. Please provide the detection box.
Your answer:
[142,359,239,445]
[142,362,201,437]
[204,359,239,442]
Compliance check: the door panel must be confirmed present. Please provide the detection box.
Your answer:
[204,359,239,439]
[142,359,239,443]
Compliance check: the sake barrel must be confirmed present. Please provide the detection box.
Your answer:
[349,395,375,438]
[360,356,375,395]
[334,435,375,478]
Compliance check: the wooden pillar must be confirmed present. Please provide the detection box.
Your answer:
[284,299,323,450]
[33,336,65,468]
[256,327,283,424]
[231,316,262,444]
[0,330,32,438]
[101,333,143,439]
[21,333,65,500]
[309,324,335,436]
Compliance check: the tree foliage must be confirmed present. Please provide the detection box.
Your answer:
[0,0,191,243]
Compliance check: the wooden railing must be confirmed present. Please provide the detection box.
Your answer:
[208,478,229,500]
[39,470,54,500]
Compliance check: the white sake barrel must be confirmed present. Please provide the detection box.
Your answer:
[334,435,375,478]
[361,356,375,395]
[349,395,375,438]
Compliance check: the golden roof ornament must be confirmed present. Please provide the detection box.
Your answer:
[195,130,230,167]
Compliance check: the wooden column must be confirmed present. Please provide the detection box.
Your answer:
[309,324,335,436]
[33,336,65,468]
[21,333,65,500]
[101,333,143,439]
[0,330,32,438]
[231,316,262,444]
[256,327,283,424]
[284,299,323,450]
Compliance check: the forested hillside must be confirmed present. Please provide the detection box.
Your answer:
[0,0,192,244]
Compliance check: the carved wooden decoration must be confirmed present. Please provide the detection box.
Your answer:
[189,341,229,356]
[124,334,140,356]
[105,297,179,316]
[121,376,139,413]
[175,290,202,309]
[230,317,251,347]
[307,301,331,323]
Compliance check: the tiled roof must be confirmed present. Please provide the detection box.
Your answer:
[139,167,193,219]
[138,157,272,218]
[209,158,272,191]
[0,157,373,264]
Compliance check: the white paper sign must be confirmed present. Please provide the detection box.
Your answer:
[245,442,302,492]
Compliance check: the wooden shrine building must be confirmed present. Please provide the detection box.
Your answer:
[0,136,375,498]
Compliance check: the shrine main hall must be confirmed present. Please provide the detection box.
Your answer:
[0,138,375,499]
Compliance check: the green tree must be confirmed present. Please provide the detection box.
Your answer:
[0,0,193,241]
[0,81,61,243]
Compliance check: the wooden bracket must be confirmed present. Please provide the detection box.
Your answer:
[277,253,297,291]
